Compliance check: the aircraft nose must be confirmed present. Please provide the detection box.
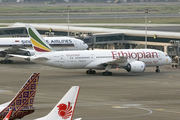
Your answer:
[167,56,172,64]
[85,44,88,49]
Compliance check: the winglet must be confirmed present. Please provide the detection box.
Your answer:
[36,86,80,120]
[0,73,40,120]
[26,25,52,52]
[3,109,12,120]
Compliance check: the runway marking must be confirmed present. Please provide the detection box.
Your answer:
[154,109,180,114]
[112,104,142,108]
[83,107,153,119]
[0,89,13,95]
[112,106,129,108]
[156,109,164,111]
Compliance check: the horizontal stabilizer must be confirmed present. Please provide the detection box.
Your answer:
[107,57,127,64]
[8,54,30,59]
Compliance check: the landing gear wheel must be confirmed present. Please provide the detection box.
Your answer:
[102,71,112,76]
[86,70,96,74]
[155,66,160,73]
[8,60,13,64]
[155,69,160,73]
[0,60,13,64]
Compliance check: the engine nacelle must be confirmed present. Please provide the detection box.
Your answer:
[26,51,35,56]
[16,51,35,56]
[125,61,146,73]
[22,51,35,56]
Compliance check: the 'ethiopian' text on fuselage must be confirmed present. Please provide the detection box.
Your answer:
[111,51,158,60]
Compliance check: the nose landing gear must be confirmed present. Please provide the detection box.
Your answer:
[155,66,160,73]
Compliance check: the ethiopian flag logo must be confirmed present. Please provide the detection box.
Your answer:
[28,27,52,52]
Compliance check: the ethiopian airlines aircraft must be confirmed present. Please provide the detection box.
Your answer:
[0,73,39,120]
[3,86,81,120]
[0,37,88,64]
[10,25,172,76]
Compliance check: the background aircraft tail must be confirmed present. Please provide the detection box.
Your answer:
[26,25,52,53]
[36,86,80,120]
[0,73,40,120]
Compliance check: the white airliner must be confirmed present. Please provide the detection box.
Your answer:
[10,25,172,76]
[0,37,88,63]
[3,86,81,120]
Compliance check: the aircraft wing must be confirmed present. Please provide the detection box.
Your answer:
[0,49,5,51]
[106,57,127,65]
[85,57,128,68]
[0,46,31,58]
[2,46,26,53]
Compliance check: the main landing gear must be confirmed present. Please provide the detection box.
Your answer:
[0,54,13,64]
[0,59,13,64]
[86,69,113,76]
[86,69,96,74]
[102,64,113,76]
[155,66,160,73]
[102,71,112,76]
[86,65,113,76]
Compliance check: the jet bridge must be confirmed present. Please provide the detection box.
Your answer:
[167,40,180,68]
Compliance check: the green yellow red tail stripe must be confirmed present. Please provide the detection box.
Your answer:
[27,25,52,52]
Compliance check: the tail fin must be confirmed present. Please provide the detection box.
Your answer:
[3,109,12,120]
[36,86,80,120]
[26,25,52,52]
[0,73,40,120]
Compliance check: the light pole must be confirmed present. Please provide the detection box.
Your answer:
[145,9,148,49]
[67,6,70,36]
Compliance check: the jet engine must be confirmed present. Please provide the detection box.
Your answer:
[24,51,35,56]
[20,50,35,56]
[124,61,146,73]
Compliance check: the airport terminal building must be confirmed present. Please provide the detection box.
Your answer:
[1,23,180,51]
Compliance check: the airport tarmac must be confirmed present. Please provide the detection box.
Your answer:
[0,58,180,120]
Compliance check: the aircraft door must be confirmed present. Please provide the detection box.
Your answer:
[60,55,65,67]
[158,52,162,60]
[74,41,78,48]
[91,54,95,62]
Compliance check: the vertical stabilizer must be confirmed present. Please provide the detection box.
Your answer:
[36,86,80,120]
[0,73,40,120]
[26,25,52,52]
